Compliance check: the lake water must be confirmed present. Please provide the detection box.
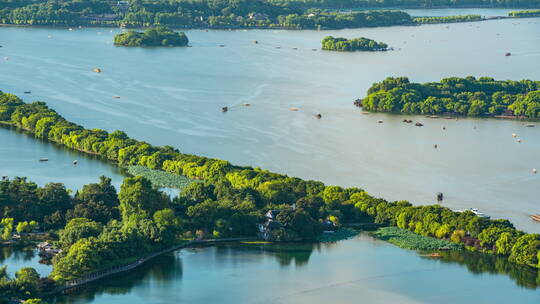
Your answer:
[0,246,51,277]
[1,13,539,232]
[0,8,539,303]
[49,234,540,304]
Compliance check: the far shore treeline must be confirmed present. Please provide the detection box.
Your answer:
[0,89,538,303]
[321,36,388,51]
[0,0,539,29]
[114,27,188,47]
[357,76,540,118]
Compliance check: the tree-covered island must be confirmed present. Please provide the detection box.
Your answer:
[413,14,483,24]
[0,89,538,304]
[114,27,188,47]
[508,9,540,17]
[357,76,540,118]
[321,36,388,51]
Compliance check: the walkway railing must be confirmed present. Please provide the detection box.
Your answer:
[47,237,256,295]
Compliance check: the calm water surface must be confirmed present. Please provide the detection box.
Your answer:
[50,234,540,304]
[0,246,51,277]
[0,14,540,232]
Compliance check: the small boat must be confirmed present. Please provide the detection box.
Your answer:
[436,192,443,201]
[73,160,78,165]
[526,124,535,127]
[531,214,540,222]
[415,122,424,127]
[429,253,442,258]
[468,208,490,219]
[517,138,522,143]
[512,133,517,138]
[505,52,511,56]
[442,126,446,130]
[378,120,383,124]
[112,96,121,99]
[533,168,537,174]
[430,115,440,118]
[292,47,298,50]
[361,112,369,115]
[315,113,322,119]
[219,44,225,47]
[92,68,101,73]
[275,46,281,49]
[24,91,31,94]
[253,40,258,44]
[434,144,438,149]
[39,158,49,162]
[221,106,228,112]
[290,107,299,111]
[243,103,251,106]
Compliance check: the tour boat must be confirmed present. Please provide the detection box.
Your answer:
[531,214,540,222]
[415,122,424,127]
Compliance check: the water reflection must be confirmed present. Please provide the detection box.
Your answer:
[51,240,540,304]
[431,250,540,289]
[50,254,183,303]
[0,246,36,263]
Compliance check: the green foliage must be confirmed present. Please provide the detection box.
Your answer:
[0,266,42,301]
[114,27,189,47]
[59,218,103,249]
[373,227,463,250]
[0,218,14,240]
[126,165,194,190]
[509,9,540,17]
[316,228,358,242]
[2,93,539,274]
[359,76,540,118]
[413,14,482,24]
[119,176,169,221]
[16,220,39,233]
[322,36,388,51]
[509,234,540,267]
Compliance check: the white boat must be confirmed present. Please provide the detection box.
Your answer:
[454,208,490,219]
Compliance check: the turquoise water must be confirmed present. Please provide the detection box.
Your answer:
[0,10,539,303]
[50,234,540,304]
[1,16,540,232]
[0,246,51,277]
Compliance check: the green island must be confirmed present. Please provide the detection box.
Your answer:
[0,90,539,302]
[413,14,483,24]
[356,76,540,118]
[114,27,188,47]
[508,9,540,17]
[321,36,388,52]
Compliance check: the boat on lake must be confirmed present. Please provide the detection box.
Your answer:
[455,208,490,219]
[531,214,540,222]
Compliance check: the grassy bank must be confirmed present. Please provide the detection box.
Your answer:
[125,165,194,190]
[372,227,463,251]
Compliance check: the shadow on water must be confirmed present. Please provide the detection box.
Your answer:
[214,242,319,267]
[49,253,183,303]
[49,240,540,303]
[0,246,37,263]
[429,250,540,289]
